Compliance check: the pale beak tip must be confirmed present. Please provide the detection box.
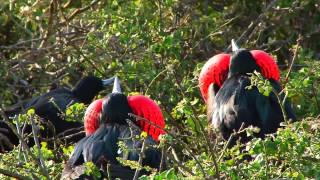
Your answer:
[231,39,239,52]
[112,76,122,93]
[101,76,115,86]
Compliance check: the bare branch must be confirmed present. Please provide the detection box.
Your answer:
[226,0,279,51]
[283,35,302,86]
[59,0,101,25]
[0,168,32,180]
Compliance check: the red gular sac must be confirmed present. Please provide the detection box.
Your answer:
[83,95,165,142]
[127,95,165,142]
[250,50,280,81]
[198,50,281,102]
[199,53,230,102]
[84,99,103,136]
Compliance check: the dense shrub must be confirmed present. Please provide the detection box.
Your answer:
[0,0,319,179]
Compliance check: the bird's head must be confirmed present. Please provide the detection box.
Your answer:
[83,77,165,141]
[228,42,261,78]
[72,76,115,104]
[198,40,280,102]
[100,76,133,125]
[83,94,133,136]
[84,76,132,135]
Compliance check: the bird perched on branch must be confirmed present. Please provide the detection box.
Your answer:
[199,40,296,146]
[62,77,165,179]
[0,76,115,152]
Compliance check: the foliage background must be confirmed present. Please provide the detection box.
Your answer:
[0,0,319,179]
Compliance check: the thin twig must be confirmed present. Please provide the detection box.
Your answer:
[0,38,45,50]
[15,117,28,162]
[39,0,56,48]
[133,137,146,180]
[169,147,195,176]
[311,82,320,112]
[145,68,167,95]
[173,72,219,179]
[191,16,238,52]
[58,130,85,140]
[159,146,165,172]
[59,0,101,25]
[0,108,50,179]
[70,44,105,76]
[129,113,207,177]
[29,116,50,178]
[217,123,245,162]
[0,168,32,180]
[226,0,279,51]
[106,164,112,180]
[283,35,302,87]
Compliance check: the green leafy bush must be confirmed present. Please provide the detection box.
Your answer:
[0,0,319,179]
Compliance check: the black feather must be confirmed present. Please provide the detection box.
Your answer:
[63,123,162,179]
[100,93,133,125]
[1,76,106,152]
[210,50,297,146]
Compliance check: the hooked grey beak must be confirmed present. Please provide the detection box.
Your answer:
[112,76,121,93]
[231,39,239,52]
[102,76,115,86]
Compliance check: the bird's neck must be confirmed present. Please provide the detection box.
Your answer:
[72,89,96,104]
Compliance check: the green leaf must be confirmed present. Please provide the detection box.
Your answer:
[27,108,35,116]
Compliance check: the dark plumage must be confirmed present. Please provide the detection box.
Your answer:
[0,122,17,151]
[0,76,114,152]
[100,93,133,125]
[62,78,163,179]
[209,49,296,146]
[63,123,161,179]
